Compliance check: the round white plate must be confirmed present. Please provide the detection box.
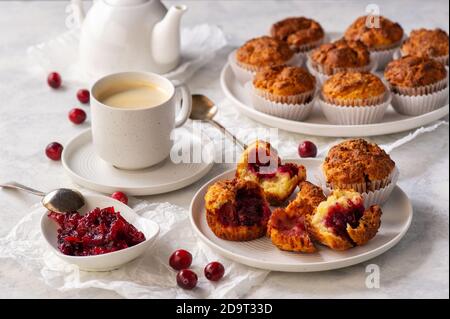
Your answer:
[220,63,449,137]
[190,158,413,272]
[41,193,159,271]
[62,129,214,196]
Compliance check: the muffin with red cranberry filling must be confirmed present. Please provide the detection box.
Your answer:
[307,190,382,250]
[236,140,307,206]
[205,179,271,241]
[344,15,404,69]
[267,181,326,253]
[401,28,449,65]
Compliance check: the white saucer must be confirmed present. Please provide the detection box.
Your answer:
[62,129,214,196]
[190,159,413,272]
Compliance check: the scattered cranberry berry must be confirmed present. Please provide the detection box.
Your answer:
[169,249,193,271]
[45,142,63,161]
[298,141,317,158]
[176,269,198,290]
[111,191,128,205]
[204,261,225,282]
[47,72,62,89]
[77,89,90,104]
[68,108,87,125]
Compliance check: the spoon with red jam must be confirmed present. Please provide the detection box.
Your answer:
[0,182,85,213]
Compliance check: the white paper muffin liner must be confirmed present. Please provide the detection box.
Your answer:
[306,57,378,85]
[388,76,449,116]
[293,35,328,65]
[317,92,391,125]
[370,44,401,71]
[319,166,399,207]
[228,50,302,85]
[246,82,315,121]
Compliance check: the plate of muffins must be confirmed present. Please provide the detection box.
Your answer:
[221,16,449,137]
[189,139,412,272]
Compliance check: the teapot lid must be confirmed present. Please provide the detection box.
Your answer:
[104,0,149,6]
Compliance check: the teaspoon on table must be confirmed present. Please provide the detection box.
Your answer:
[0,182,85,213]
[190,94,248,150]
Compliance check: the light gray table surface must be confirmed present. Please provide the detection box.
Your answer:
[0,0,448,298]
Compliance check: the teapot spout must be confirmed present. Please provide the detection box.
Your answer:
[152,5,187,72]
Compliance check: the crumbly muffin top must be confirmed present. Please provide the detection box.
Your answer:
[271,17,325,48]
[253,65,316,96]
[236,36,294,68]
[344,16,404,50]
[322,71,386,101]
[401,28,449,58]
[384,56,447,88]
[323,139,395,186]
[310,39,370,72]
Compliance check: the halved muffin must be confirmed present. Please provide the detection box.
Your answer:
[307,190,382,250]
[236,140,307,205]
[267,181,326,253]
[205,179,271,241]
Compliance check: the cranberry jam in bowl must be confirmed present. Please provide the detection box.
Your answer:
[40,194,159,271]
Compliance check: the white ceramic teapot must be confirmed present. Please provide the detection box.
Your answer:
[72,0,187,79]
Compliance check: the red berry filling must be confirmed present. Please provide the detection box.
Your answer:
[272,213,307,236]
[247,147,281,178]
[217,188,271,227]
[47,207,146,256]
[324,200,365,238]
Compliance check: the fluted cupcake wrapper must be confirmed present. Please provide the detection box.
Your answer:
[319,166,399,207]
[247,82,316,121]
[370,42,402,71]
[306,57,378,85]
[318,92,391,125]
[228,50,304,85]
[388,76,449,116]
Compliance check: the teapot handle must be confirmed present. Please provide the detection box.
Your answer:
[70,0,85,25]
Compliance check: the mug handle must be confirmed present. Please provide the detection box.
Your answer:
[174,84,192,128]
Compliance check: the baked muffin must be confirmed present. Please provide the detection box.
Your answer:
[344,15,404,70]
[344,16,404,51]
[271,17,325,52]
[318,71,389,124]
[230,36,295,84]
[322,139,395,193]
[307,190,382,250]
[205,179,271,241]
[309,39,371,75]
[401,28,449,64]
[267,182,325,253]
[236,140,307,205]
[321,71,387,105]
[251,65,317,120]
[384,56,448,115]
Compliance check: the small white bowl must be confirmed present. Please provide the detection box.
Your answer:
[41,194,159,271]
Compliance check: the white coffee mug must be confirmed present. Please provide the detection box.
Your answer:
[91,72,192,170]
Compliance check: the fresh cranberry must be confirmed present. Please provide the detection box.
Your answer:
[47,72,62,89]
[204,262,225,281]
[68,108,87,124]
[169,249,193,270]
[45,142,63,161]
[77,89,90,104]
[176,269,198,290]
[111,191,128,205]
[298,141,317,158]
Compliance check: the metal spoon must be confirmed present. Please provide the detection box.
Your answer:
[190,94,248,150]
[0,182,85,213]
